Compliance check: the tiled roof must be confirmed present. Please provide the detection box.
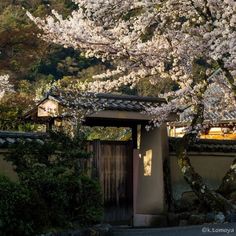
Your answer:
[48,92,165,112]
[0,131,46,148]
[179,110,236,124]
[177,83,236,125]
[169,137,236,153]
[207,110,236,123]
[1,132,236,153]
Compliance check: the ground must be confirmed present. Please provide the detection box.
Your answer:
[112,223,236,236]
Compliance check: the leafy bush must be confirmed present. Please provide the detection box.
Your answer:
[21,166,103,228]
[6,130,90,174]
[0,175,34,236]
[73,175,103,225]
[0,130,103,235]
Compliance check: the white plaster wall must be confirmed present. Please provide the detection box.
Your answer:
[135,124,168,214]
[170,152,236,199]
[0,151,18,181]
[38,100,59,117]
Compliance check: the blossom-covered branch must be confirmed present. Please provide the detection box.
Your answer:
[0,75,13,100]
[27,0,236,213]
[27,0,236,132]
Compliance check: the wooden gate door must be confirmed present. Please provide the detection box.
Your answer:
[92,140,133,225]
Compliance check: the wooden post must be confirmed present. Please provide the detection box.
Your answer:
[46,119,54,132]
[92,139,101,179]
[132,125,138,149]
[133,149,140,216]
[92,139,104,205]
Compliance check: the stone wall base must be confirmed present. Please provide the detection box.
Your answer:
[133,214,167,227]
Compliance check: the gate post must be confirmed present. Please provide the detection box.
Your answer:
[92,139,101,179]
[92,139,104,204]
[133,124,169,226]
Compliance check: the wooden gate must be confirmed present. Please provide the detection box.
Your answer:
[87,140,133,225]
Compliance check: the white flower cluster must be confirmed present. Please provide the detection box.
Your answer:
[0,74,13,100]
[27,0,236,133]
[92,67,125,79]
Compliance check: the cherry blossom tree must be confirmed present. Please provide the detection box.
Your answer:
[0,74,13,100]
[27,0,236,214]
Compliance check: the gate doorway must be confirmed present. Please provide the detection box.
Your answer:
[24,92,168,227]
[88,140,133,225]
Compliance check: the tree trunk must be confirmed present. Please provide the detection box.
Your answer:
[176,103,236,214]
[218,158,236,197]
[216,60,236,198]
[176,138,236,213]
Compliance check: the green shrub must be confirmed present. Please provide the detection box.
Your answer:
[6,130,91,174]
[22,167,103,227]
[0,175,33,236]
[0,169,103,235]
[73,175,103,225]
[1,130,103,235]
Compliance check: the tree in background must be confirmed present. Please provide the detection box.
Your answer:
[0,0,170,131]
[0,0,111,131]
[0,0,77,79]
[0,0,105,90]
[28,0,236,214]
[0,74,12,100]
[0,74,38,130]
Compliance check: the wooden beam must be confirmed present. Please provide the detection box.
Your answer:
[83,117,148,127]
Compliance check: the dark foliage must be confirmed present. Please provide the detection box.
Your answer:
[0,130,103,235]
[0,175,34,236]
